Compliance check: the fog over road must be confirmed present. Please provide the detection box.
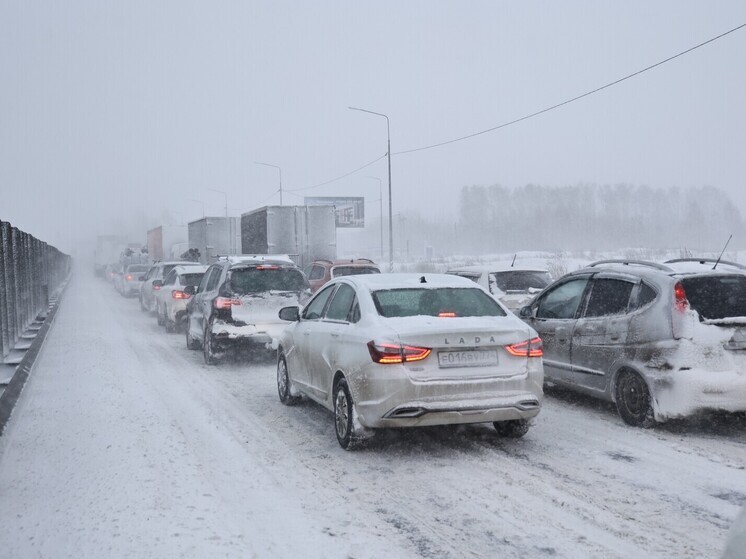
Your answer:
[0,270,744,558]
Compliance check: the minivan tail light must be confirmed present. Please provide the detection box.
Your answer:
[172,290,190,300]
[674,281,689,312]
[367,341,432,364]
[505,337,543,357]
[126,274,133,281]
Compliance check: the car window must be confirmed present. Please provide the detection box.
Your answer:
[349,300,361,323]
[331,265,380,277]
[446,271,481,283]
[583,278,635,317]
[302,284,336,320]
[205,266,223,291]
[491,271,553,292]
[372,287,506,318]
[127,265,149,274]
[679,275,746,320]
[325,284,356,321]
[630,281,657,311]
[308,265,325,281]
[163,269,177,286]
[181,273,205,287]
[230,267,307,294]
[536,277,590,319]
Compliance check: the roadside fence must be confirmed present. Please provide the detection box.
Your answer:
[0,220,72,360]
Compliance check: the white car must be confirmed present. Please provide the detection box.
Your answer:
[446,265,553,311]
[116,264,150,297]
[276,273,544,449]
[153,264,208,332]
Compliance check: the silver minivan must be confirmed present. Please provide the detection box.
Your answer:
[519,259,746,426]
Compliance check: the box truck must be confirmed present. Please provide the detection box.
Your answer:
[147,225,188,262]
[187,217,242,264]
[240,206,336,269]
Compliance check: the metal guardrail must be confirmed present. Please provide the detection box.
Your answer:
[0,220,71,361]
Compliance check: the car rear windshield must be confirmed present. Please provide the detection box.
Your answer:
[491,271,552,292]
[332,265,380,277]
[680,275,746,320]
[372,287,507,318]
[127,265,149,273]
[181,273,204,287]
[229,267,307,294]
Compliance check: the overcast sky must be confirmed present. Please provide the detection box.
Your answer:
[1,1,745,255]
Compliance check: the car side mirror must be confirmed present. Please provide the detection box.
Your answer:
[519,305,535,318]
[183,285,196,295]
[152,280,163,288]
[279,306,300,322]
[138,275,146,282]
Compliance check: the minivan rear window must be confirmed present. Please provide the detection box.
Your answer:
[679,275,746,320]
[372,287,507,318]
[181,273,205,287]
[230,268,307,294]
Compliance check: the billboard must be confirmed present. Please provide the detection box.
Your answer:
[304,196,365,228]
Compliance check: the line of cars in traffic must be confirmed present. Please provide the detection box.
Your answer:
[102,254,746,450]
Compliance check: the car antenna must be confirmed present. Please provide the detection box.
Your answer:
[420,276,427,283]
[510,253,517,268]
[712,234,733,270]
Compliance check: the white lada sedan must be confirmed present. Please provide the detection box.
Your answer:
[276,273,544,449]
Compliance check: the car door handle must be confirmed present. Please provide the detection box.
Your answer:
[331,333,340,338]
[303,332,310,336]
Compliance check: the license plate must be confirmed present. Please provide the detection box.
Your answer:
[438,350,498,368]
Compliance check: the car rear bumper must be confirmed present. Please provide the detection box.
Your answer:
[211,319,288,349]
[652,368,746,420]
[350,363,544,428]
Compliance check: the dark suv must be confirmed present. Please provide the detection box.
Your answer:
[184,255,310,364]
[519,258,746,426]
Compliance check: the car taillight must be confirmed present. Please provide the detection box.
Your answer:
[438,312,457,318]
[126,274,133,281]
[153,284,161,291]
[505,337,543,357]
[214,297,242,309]
[367,341,431,364]
[674,281,689,312]
[172,290,190,300]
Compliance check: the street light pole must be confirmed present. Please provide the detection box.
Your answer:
[349,106,393,272]
[208,188,228,217]
[367,176,384,262]
[189,198,205,218]
[255,161,283,206]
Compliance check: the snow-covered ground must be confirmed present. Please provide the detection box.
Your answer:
[0,269,745,558]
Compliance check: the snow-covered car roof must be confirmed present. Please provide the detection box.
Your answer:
[171,264,209,274]
[446,265,551,274]
[342,273,483,290]
[221,254,296,266]
[663,258,746,275]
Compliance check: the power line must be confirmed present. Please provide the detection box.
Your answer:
[394,23,746,156]
[286,153,387,192]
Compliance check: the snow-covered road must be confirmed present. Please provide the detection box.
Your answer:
[0,270,744,558]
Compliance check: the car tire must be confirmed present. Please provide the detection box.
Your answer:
[139,294,148,312]
[493,419,530,438]
[156,304,165,326]
[277,353,300,405]
[333,377,363,450]
[203,322,220,366]
[185,321,201,350]
[615,369,655,428]
[165,316,176,333]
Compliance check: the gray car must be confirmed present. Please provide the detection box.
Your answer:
[519,258,746,426]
